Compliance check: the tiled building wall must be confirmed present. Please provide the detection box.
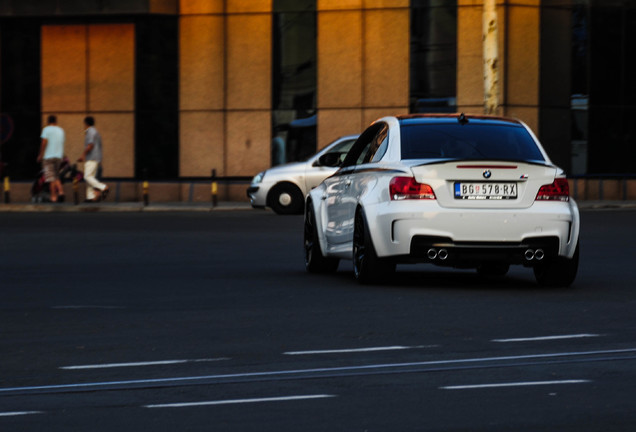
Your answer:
[179,0,272,178]
[41,24,135,178]
[457,0,541,133]
[317,0,410,150]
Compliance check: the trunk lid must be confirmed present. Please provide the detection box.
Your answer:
[409,160,558,209]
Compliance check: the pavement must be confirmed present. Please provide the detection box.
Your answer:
[0,200,635,212]
[0,200,256,212]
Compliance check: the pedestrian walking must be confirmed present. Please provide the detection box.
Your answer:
[78,116,109,202]
[37,115,65,203]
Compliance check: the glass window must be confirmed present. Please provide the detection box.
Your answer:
[272,0,316,166]
[410,0,457,113]
[399,122,545,163]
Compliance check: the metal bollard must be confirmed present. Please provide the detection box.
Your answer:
[3,176,9,204]
[211,169,218,207]
[143,169,149,206]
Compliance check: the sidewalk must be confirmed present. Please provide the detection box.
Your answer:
[0,200,255,212]
[0,200,634,212]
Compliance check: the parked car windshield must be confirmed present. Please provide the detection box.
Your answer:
[399,122,546,163]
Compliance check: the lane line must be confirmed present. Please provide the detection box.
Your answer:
[144,394,336,409]
[492,334,601,343]
[284,345,438,355]
[3,347,635,395]
[441,379,590,390]
[52,305,125,310]
[0,411,42,417]
[60,358,230,370]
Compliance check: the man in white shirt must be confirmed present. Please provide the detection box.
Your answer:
[37,115,65,202]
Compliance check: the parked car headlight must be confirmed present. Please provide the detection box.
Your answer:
[252,171,266,185]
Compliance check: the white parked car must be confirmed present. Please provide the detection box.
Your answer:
[304,114,580,287]
[247,135,358,214]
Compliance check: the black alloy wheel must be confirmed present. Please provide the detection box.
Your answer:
[353,209,395,284]
[304,204,339,273]
[533,242,579,287]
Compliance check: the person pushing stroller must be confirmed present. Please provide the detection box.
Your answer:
[37,115,65,203]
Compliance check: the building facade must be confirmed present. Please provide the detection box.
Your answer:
[0,0,633,191]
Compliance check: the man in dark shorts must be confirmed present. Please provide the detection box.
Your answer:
[37,115,65,202]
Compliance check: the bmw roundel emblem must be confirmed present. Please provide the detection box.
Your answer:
[483,170,492,179]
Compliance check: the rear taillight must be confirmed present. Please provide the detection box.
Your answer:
[389,177,436,200]
[536,178,570,202]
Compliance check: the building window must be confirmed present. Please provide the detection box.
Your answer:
[410,0,457,113]
[272,0,316,166]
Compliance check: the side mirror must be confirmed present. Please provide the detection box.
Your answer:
[317,152,342,167]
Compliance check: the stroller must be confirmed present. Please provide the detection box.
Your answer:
[31,156,84,203]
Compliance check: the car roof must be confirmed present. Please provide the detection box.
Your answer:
[396,113,524,127]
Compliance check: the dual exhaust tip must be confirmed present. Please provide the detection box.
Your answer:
[525,248,545,261]
[427,248,448,261]
[427,247,544,262]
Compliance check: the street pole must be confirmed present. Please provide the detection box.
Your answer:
[483,0,500,115]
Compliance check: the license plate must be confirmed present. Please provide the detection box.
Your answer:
[454,182,517,200]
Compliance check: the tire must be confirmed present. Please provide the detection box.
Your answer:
[477,263,510,278]
[534,243,579,287]
[304,204,339,273]
[269,183,304,215]
[353,209,395,284]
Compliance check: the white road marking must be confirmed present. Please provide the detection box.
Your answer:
[492,334,601,343]
[0,411,42,417]
[60,358,230,370]
[52,305,125,310]
[3,347,634,395]
[441,379,590,390]
[284,345,438,355]
[144,394,336,409]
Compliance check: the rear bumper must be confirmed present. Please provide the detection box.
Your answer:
[406,235,559,267]
[365,200,579,262]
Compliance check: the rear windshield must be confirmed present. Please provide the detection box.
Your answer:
[400,123,546,162]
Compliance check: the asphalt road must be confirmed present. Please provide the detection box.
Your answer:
[1,209,636,431]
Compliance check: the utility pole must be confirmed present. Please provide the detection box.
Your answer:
[483,0,500,115]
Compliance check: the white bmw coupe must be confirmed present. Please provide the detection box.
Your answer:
[304,114,580,287]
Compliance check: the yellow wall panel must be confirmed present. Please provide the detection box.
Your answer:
[363,9,409,108]
[41,25,87,112]
[317,109,363,150]
[226,14,271,110]
[363,107,408,128]
[456,3,483,108]
[226,0,271,13]
[364,0,408,8]
[506,5,539,106]
[88,24,135,112]
[226,110,271,176]
[318,10,362,108]
[180,112,225,176]
[180,0,224,15]
[180,15,225,111]
[92,113,135,178]
[318,0,362,11]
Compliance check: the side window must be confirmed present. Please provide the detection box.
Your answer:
[342,124,382,167]
[369,123,389,163]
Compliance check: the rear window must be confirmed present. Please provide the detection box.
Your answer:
[399,123,545,162]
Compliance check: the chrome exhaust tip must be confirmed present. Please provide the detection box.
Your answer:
[534,248,545,261]
[525,249,535,261]
[438,248,449,260]
[427,248,438,260]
